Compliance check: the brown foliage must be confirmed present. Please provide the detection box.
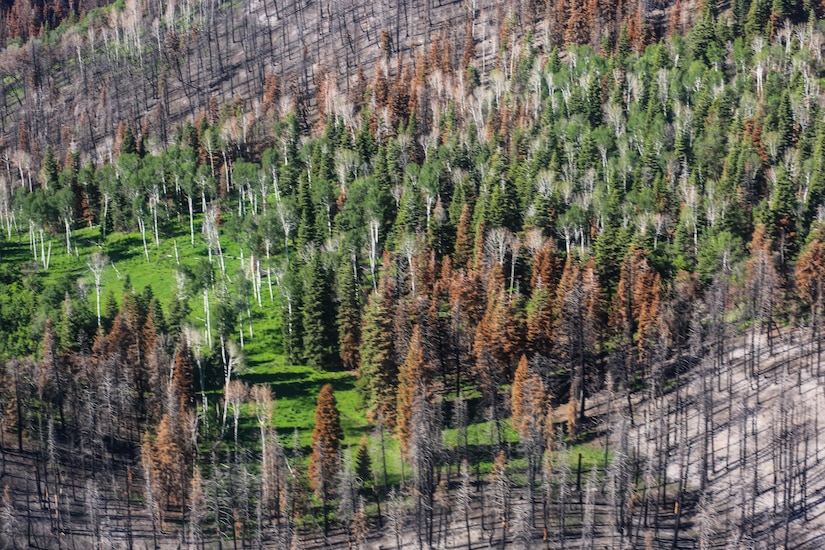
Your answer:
[396,325,430,456]
[309,384,343,497]
[142,415,186,509]
[473,269,524,397]
[610,245,659,349]
[510,355,546,439]
[796,238,825,307]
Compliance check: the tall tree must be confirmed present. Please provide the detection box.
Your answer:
[302,251,338,369]
[38,319,66,430]
[173,340,196,411]
[796,234,825,374]
[143,414,186,513]
[745,224,780,364]
[396,324,431,457]
[309,383,343,535]
[511,354,547,518]
[336,253,362,372]
[526,237,559,356]
[358,259,398,424]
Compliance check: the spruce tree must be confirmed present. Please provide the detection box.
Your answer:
[358,264,398,423]
[309,383,343,535]
[337,254,362,372]
[173,340,196,410]
[301,252,338,369]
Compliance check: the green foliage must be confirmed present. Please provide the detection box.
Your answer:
[2,14,824,542]
[301,252,338,369]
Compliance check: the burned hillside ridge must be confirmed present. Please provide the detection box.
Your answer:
[0,0,690,171]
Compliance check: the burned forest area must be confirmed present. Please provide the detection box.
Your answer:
[5,0,825,548]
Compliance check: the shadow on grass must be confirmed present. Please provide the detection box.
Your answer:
[104,234,144,264]
[242,370,356,400]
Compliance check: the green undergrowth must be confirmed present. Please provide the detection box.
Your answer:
[1,219,613,484]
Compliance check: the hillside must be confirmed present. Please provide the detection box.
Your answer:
[2,0,825,548]
[0,0,692,166]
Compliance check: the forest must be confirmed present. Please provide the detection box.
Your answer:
[3,0,825,548]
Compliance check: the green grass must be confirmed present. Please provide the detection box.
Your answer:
[1,218,614,487]
[2,218,368,439]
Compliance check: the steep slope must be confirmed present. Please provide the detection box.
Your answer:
[0,0,688,170]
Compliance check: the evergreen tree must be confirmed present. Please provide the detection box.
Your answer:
[770,167,797,270]
[336,254,362,372]
[301,252,338,369]
[396,324,430,457]
[41,145,58,189]
[173,340,196,410]
[309,383,343,535]
[358,262,398,423]
[355,435,373,488]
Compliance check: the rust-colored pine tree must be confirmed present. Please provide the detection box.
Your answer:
[396,325,430,457]
[143,414,185,513]
[510,355,544,436]
[796,235,825,373]
[107,309,143,412]
[547,0,569,47]
[337,254,362,372]
[449,263,486,330]
[373,68,391,109]
[553,255,579,316]
[554,256,604,433]
[473,269,512,394]
[632,260,661,354]
[609,245,660,426]
[445,265,483,396]
[452,203,473,269]
[472,267,523,448]
[510,354,546,509]
[461,22,475,69]
[309,383,343,535]
[610,245,656,346]
[564,0,591,46]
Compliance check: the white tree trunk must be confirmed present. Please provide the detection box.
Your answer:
[188,195,195,247]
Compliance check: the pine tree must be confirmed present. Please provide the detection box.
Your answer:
[39,319,65,429]
[526,238,559,357]
[745,0,772,38]
[488,450,510,546]
[103,291,119,332]
[0,484,18,550]
[358,262,398,424]
[144,414,185,511]
[309,383,343,535]
[355,435,373,489]
[296,175,318,249]
[396,325,430,457]
[510,355,533,435]
[302,252,338,369]
[452,203,473,269]
[173,340,196,410]
[770,167,797,270]
[336,254,362,372]
[796,235,825,373]
[41,145,58,189]
[745,224,780,362]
